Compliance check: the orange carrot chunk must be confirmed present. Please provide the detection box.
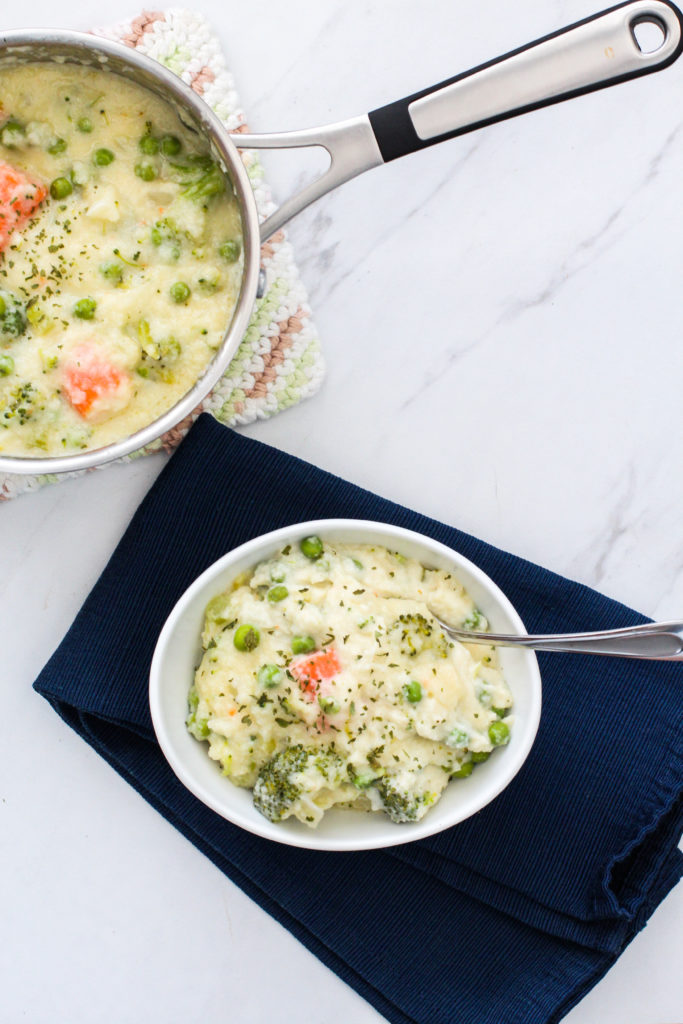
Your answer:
[62,344,132,420]
[290,647,342,695]
[0,160,47,253]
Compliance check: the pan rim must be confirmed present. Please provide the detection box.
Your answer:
[0,28,261,475]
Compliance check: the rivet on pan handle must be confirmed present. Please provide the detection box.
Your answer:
[235,0,683,240]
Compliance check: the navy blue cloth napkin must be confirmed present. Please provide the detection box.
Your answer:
[34,414,682,1024]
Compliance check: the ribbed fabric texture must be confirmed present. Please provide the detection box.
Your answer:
[34,414,683,1024]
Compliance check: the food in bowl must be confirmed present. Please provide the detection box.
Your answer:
[187,535,513,828]
[0,61,242,456]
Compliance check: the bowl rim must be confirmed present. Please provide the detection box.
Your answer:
[149,518,543,851]
[0,29,261,475]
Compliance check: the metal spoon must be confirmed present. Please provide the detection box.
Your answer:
[433,617,683,661]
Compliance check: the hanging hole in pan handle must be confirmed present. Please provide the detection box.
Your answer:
[631,13,669,52]
[367,0,683,161]
[237,1,683,239]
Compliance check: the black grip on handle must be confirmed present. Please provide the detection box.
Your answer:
[368,0,683,162]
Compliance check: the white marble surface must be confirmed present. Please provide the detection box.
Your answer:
[1,1,682,1021]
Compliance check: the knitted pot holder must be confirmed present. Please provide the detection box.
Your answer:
[0,8,324,499]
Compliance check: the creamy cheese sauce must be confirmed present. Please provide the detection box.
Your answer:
[0,62,242,456]
[188,538,513,828]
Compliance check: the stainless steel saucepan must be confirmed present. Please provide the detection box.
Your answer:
[1,0,681,475]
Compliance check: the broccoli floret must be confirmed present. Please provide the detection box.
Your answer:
[0,381,42,427]
[347,764,379,790]
[168,153,214,180]
[253,744,344,824]
[0,117,25,149]
[186,684,210,740]
[390,613,449,658]
[0,310,26,337]
[182,166,224,204]
[150,218,181,260]
[461,608,488,631]
[0,291,27,338]
[168,154,225,205]
[376,773,435,824]
[135,319,181,381]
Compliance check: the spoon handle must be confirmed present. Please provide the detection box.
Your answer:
[443,620,683,660]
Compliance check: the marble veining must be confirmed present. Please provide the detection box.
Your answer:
[1,2,681,1023]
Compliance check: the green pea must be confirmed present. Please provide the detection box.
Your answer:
[492,707,509,718]
[489,720,510,746]
[300,535,324,560]
[160,134,181,156]
[139,134,159,155]
[0,295,5,316]
[93,148,115,166]
[291,635,316,655]
[267,585,288,603]
[47,137,67,155]
[452,761,474,778]
[318,696,340,715]
[403,680,422,703]
[170,281,191,304]
[73,297,96,320]
[234,624,260,652]
[0,354,14,377]
[270,566,286,583]
[135,161,157,181]
[470,751,491,763]
[99,260,123,283]
[77,117,93,133]
[218,239,241,263]
[50,176,73,200]
[258,664,284,689]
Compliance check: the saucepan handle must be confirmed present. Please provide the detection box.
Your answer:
[368,0,683,160]
[236,0,683,240]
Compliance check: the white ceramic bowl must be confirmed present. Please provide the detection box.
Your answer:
[149,519,542,851]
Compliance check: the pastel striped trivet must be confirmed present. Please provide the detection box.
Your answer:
[0,9,324,500]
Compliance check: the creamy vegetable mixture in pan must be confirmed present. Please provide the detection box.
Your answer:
[188,537,513,828]
[0,62,242,457]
